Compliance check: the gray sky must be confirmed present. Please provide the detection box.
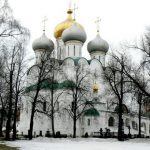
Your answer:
[9,0,150,59]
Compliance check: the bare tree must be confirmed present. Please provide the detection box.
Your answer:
[123,29,150,98]
[0,0,30,140]
[33,58,63,137]
[2,43,28,140]
[12,44,29,140]
[0,55,8,137]
[0,0,29,39]
[26,52,57,140]
[104,52,131,141]
[63,64,92,138]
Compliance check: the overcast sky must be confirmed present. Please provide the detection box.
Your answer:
[9,0,150,59]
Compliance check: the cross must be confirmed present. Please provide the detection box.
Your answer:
[69,0,72,9]
[73,4,78,20]
[95,17,101,33]
[42,16,48,33]
[4,0,8,6]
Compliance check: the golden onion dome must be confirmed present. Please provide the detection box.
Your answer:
[92,84,99,93]
[54,9,83,39]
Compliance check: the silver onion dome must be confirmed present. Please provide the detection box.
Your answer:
[32,33,54,52]
[62,23,87,43]
[87,33,109,53]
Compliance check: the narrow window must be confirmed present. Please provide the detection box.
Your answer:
[99,56,100,61]
[43,101,46,111]
[74,45,75,56]
[68,46,69,56]
[108,117,115,127]
[60,48,61,59]
[88,119,91,126]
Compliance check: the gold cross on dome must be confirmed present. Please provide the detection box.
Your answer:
[95,17,101,33]
[73,4,78,20]
[69,0,72,9]
[42,16,48,32]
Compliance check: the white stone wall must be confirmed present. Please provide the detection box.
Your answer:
[18,50,150,137]
[90,51,106,66]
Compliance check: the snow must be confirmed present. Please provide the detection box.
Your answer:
[5,138,150,150]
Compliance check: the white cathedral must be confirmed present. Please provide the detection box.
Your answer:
[18,6,150,137]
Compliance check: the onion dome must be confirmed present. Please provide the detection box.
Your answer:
[54,9,84,39]
[62,23,87,43]
[32,33,54,52]
[87,33,109,53]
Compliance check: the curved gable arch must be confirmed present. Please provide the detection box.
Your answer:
[62,57,75,66]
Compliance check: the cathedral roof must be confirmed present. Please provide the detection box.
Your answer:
[32,33,54,52]
[62,23,87,43]
[25,80,76,92]
[87,33,109,53]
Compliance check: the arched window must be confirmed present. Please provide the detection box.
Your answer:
[43,101,46,111]
[108,117,115,127]
[141,122,146,132]
[125,118,130,127]
[88,119,91,126]
[132,121,138,130]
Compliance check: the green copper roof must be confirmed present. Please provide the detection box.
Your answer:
[63,57,90,66]
[25,80,75,93]
[84,108,100,117]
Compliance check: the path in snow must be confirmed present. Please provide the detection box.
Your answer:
[5,138,150,150]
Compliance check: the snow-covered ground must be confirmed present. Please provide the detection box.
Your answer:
[5,138,150,150]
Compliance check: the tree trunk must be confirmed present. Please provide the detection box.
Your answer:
[0,109,4,137]
[29,106,35,140]
[138,101,142,138]
[73,97,77,138]
[28,88,40,140]
[117,64,124,141]
[51,113,55,137]
[51,90,55,137]
[73,116,76,138]
[118,98,124,140]
[51,77,55,137]
[12,94,18,140]
[6,70,13,140]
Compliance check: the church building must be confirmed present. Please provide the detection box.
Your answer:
[18,5,150,137]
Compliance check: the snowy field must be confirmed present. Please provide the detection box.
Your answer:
[5,138,150,150]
